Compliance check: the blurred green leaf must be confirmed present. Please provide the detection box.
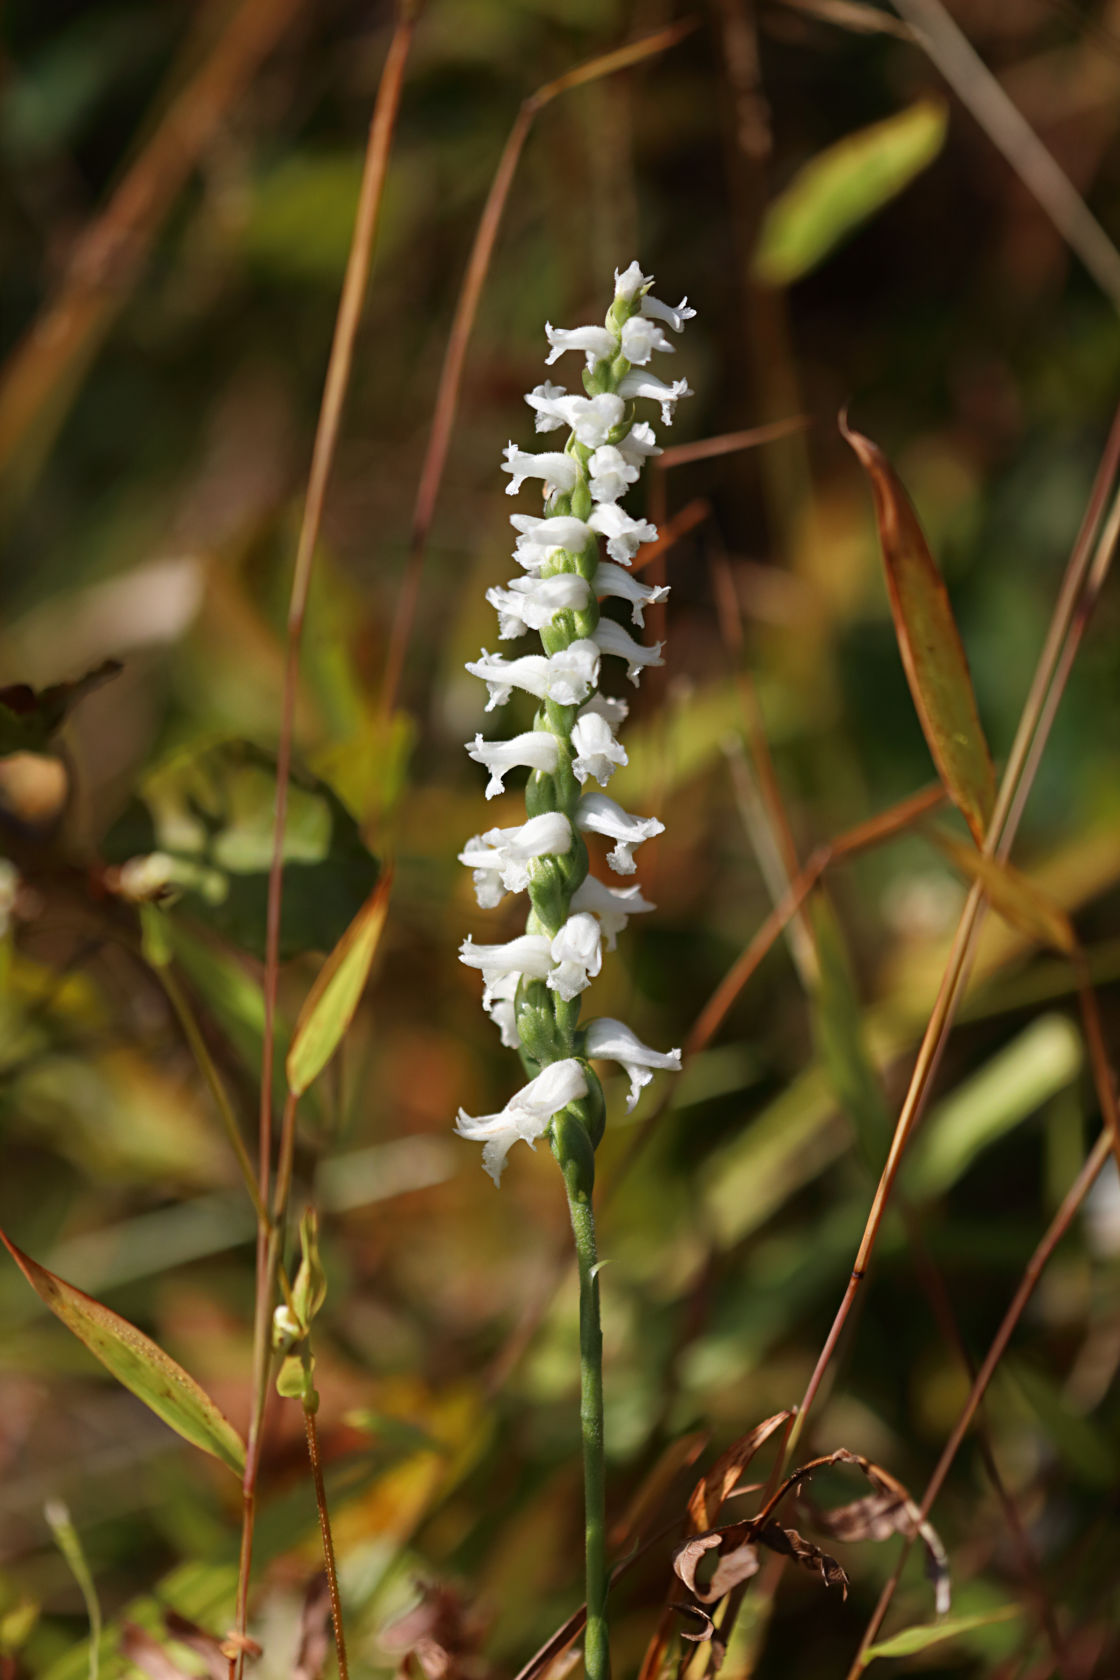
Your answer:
[0,1232,245,1475]
[809,894,892,1169]
[287,869,392,1096]
[906,1014,1082,1198]
[102,738,380,960]
[754,99,947,285]
[862,1604,1020,1663]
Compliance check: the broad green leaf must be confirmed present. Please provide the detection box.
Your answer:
[754,100,947,285]
[931,828,1076,954]
[907,1014,1081,1198]
[809,895,892,1170]
[101,737,380,960]
[862,1604,1021,1663]
[0,1231,245,1476]
[843,419,996,844]
[287,869,392,1095]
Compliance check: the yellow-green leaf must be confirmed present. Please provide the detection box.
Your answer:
[0,1230,245,1476]
[754,100,947,286]
[862,1605,1021,1664]
[843,418,996,844]
[930,828,1076,954]
[287,869,392,1096]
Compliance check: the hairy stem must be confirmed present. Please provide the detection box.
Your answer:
[560,1148,610,1680]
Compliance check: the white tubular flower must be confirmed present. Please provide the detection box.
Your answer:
[482,971,521,1048]
[548,912,603,1001]
[557,392,627,449]
[579,693,629,728]
[524,380,571,432]
[465,641,600,710]
[584,1018,682,1111]
[641,292,696,333]
[577,791,664,875]
[617,421,662,466]
[614,260,652,301]
[570,709,627,787]
[467,730,560,798]
[571,875,655,949]
[588,503,658,565]
[487,573,591,638]
[617,371,693,426]
[458,812,573,904]
[511,513,593,572]
[588,445,640,504]
[594,561,669,627]
[620,315,674,365]
[544,322,616,366]
[459,932,552,996]
[594,618,664,685]
[456,1057,589,1184]
[502,444,581,498]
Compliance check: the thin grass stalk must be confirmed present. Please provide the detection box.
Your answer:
[0,0,304,491]
[234,11,418,1671]
[793,404,1120,1439]
[378,18,697,718]
[845,1128,1114,1676]
[891,0,1120,311]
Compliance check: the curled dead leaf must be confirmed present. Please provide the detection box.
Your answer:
[686,1409,792,1532]
[671,1602,718,1644]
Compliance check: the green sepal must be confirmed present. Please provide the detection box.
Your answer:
[541,613,579,656]
[528,854,570,936]
[525,770,558,819]
[550,1104,598,1197]
[516,979,571,1064]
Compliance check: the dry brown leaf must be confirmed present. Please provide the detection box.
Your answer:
[841,415,996,845]
[672,1602,718,1644]
[750,1520,847,1595]
[686,1410,792,1532]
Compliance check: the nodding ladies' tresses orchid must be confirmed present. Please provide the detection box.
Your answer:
[459,264,690,1680]
[457,261,687,1186]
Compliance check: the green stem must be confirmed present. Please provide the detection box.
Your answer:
[560,1149,610,1680]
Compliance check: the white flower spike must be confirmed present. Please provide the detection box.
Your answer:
[458,264,691,1183]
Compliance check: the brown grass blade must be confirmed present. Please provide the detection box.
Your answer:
[841,414,996,844]
[0,0,304,493]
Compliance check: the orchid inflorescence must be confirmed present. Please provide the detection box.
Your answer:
[456,262,689,1185]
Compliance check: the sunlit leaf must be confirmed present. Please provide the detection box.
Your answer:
[0,1231,245,1476]
[930,828,1076,954]
[842,417,996,843]
[862,1605,1020,1664]
[102,738,380,960]
[809,895,892,1169]
[287,869,392,1095]
[754,100,947,285]
[907,1014,1082,1198]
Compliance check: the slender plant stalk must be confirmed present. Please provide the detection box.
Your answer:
[304,1404,350,1680]
[561,1162,610,1680]
[233,10,418,1671]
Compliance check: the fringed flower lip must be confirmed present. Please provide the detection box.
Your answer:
[458,261,691,1182]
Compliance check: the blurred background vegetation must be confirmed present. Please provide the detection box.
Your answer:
[1,0,1119,1674]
